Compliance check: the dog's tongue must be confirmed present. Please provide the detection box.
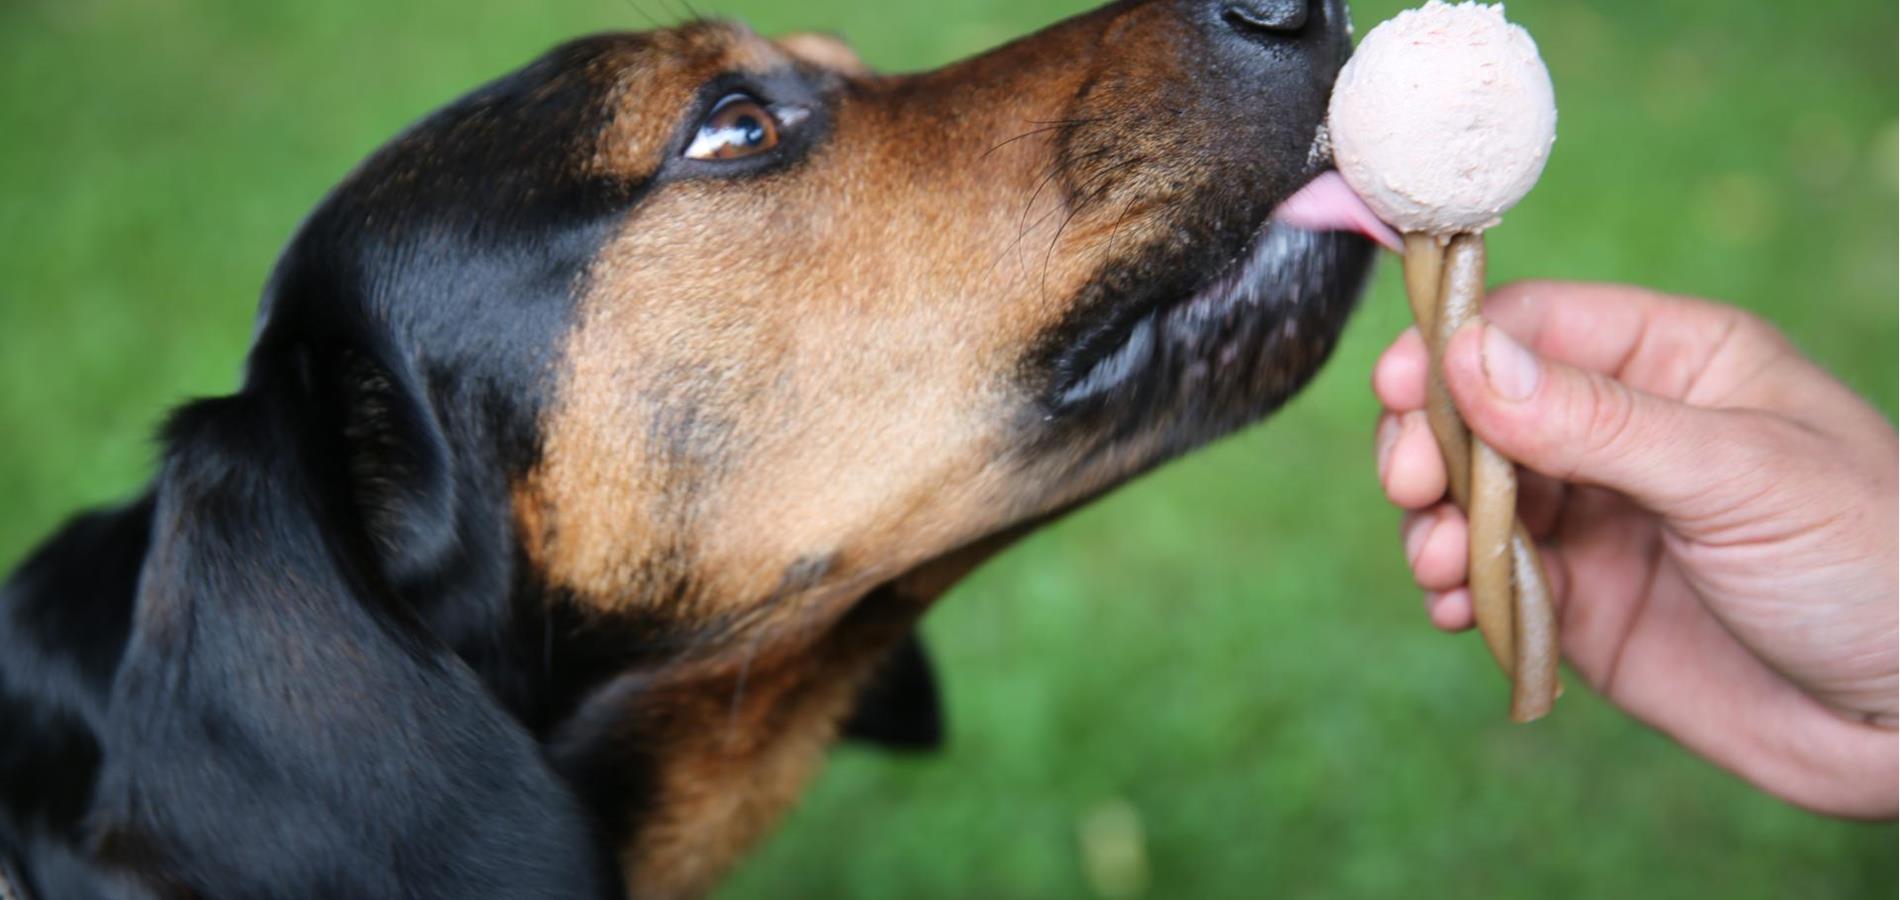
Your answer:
[1272,171,1404,252]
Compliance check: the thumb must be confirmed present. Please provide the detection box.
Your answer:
[1442,320,1773,521]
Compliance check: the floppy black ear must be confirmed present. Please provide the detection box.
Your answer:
[84,362,618,898]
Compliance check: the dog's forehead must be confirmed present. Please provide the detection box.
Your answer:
[270,20,810,440]
[351,22,795,200]
[584,21,798,178]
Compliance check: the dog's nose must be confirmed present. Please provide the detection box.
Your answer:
[1186,0,1351,171]
[1222,0,1311,36]
[1205,0,1351,81]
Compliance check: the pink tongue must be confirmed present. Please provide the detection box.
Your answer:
[1272,171,1404,252]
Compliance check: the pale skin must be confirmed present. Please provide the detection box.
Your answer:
[1371,281,1898,819]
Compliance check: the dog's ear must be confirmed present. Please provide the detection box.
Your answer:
[315,314,464,595]
[84,355,617,898]
[842,630,944,752]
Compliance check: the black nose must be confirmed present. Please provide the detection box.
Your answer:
[1223,0,1311,36]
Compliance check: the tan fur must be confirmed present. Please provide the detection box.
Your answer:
[509,9,1280,896]
[774,33,869,76]
[600,607,914,900]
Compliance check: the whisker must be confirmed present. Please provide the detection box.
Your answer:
[1101,193,1149,270]
[1016,132,1122,247]
[621,0,673,28]
[1039,156,1147,302]
[1019,161,1068,241]
[979,117,1102,162]
[724,626,767,742]
[989,160,1071,284]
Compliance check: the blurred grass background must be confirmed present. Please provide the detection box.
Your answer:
[1,0,1893,897]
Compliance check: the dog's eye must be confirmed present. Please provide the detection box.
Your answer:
[685,95,784,161]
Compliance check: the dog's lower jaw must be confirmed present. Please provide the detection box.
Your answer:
[1022,225,1376,517]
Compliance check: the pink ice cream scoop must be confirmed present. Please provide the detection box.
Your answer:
[1329,1,1557,236]
[1271,2,1554,246]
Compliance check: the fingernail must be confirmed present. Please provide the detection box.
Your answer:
[1376,414,1401,479]
[1481,322,1541,401]
[1404,514,1435,567]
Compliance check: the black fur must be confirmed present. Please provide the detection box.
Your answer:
[841,633,945,752]
[0,35,651,899]
[1,7,1365,895]
[0,30,932,897]
[87,392,616,898]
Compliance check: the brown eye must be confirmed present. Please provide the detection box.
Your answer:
[685,95,782,161]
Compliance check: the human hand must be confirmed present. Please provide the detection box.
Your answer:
[1372,281,1898,818]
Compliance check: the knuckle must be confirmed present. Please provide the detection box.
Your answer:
[1703,303,1794,363]
[1482,280,1552,321]
[1737,415,1825,484]
[1727,307,1778,341]
[1488,279,1557,306]
[1672,413,1822,525]
[1574,374,1642,477]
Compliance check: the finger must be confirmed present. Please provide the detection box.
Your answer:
[1485,282,1884,446]
[1517,468,1564,538]
[1426,588,1477,633]
[1375,412,1401,484]
[1373,327,1430,412]
[1382,411,1448,510]
[1480,281,1775,402]
[1443,320,1790,522]
[1403,505,1469,592]
[1535,541,1569,613]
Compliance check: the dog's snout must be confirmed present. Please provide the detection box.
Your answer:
[1205,0,1352,66]
[1193,0,1351,123]
[1222,0,1311,36]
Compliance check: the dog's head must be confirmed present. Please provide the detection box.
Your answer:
[304,0,1372,636]
[92,1,1375,895]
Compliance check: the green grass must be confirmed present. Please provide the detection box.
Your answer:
[2,1,1894,897]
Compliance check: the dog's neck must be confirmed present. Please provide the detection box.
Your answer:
[509,531,1010,898]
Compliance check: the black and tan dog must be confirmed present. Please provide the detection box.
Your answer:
[0,1,1377,897]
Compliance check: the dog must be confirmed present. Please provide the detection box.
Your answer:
[0,1,1379,897]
